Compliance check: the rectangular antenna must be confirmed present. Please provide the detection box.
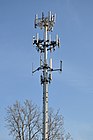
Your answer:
[32,63,34,75]
[34,14,38,28]
[60,60,62,71]
[36,33,39,43]
[50,58,52,69]
[49,34,51,44]
[58,37,60,48]
[49,58,52,81]
[35,14,38,20]
[42,12,44,20]
[54,13,56,23]
[48,11,51,21]
[56,34,58,45]
[40,52,42,67]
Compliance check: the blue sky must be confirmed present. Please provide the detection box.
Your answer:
[0,0,93,140]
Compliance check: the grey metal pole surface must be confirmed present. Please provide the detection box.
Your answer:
[43,25,48,140]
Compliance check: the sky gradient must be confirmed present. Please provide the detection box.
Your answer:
[0,0,93,140]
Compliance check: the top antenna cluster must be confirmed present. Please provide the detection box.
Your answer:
[34,11,56,31]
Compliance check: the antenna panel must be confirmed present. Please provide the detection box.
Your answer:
[50,58,52,69]
[48,11,52,21]
[60,60,62,71]
[36,33,39,43]
[56,34,58,45]
[49,34,51,44]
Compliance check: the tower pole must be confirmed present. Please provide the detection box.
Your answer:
[32,11,62,140]
[43,25,48,140]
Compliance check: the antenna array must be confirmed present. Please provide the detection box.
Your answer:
[32,11,62,140]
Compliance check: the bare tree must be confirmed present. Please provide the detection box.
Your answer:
[65,133,73,140]
[48,108,64,140]
[6,100,41,140]
[6,100,73,140]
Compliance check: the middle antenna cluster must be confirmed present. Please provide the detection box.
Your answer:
[33,33,60,52]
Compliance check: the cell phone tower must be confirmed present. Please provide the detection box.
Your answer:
[32,11,62,140]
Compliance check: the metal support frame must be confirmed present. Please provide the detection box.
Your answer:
[32,11,62,140]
